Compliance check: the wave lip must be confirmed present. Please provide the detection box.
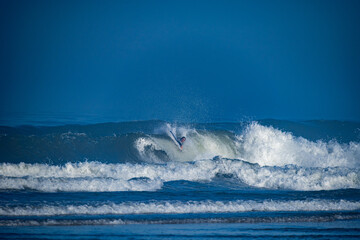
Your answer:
[1,199,359,216]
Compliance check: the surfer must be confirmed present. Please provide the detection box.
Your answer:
[169,130,186,150]
[179,137,186,150]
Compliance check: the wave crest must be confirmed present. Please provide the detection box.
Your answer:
[1,199,359,216]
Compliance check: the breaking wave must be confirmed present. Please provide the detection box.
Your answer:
[1,199,359,216]
[238,123,360,168]
[0,121,359,191]
[0,158,358,192]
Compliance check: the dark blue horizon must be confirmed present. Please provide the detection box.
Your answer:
[1,0,359,123]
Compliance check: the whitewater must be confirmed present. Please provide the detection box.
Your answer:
[0,120,359,239]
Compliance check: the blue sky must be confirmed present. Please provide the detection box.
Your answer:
[1,0,359,123]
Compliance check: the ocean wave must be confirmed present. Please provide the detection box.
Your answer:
[0,159,358,192]
[1,121,359,169]
[1,214,359,226]
[1,199,359,216]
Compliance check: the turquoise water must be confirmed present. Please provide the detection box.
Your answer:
[0,120,359,239]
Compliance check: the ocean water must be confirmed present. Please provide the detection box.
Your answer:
[0,119,359,239]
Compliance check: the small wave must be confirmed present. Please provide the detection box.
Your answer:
[0,176,162,192]
[1,214,359,226]
[1,199,359,216]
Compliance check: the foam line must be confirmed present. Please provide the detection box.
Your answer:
[1,214,359,226]
[1,199,359,216]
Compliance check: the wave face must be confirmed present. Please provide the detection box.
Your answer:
[0,120,359,228]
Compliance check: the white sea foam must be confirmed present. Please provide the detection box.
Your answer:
[0,159,358,191]
[220,159,359,190]
[237,122,360,168]
[0,176,162,192]
[61,131,87,140]
[0,219,127,226]
[1,199,359,216]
